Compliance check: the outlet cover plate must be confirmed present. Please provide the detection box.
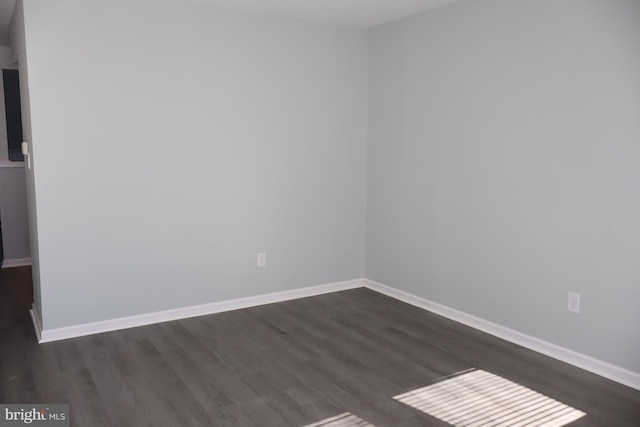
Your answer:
[257,252,266,268]
[567,292,580,314]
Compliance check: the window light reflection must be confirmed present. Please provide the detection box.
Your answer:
[304,412,374,427]
[393,369,585,427]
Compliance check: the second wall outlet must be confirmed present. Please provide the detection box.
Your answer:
[567,292,581,314]
[257,252,266,267]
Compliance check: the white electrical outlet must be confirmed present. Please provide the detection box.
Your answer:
[257,252,266,267]
[567,292,580,314]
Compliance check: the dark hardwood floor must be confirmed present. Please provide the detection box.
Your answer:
[1,266,639,426]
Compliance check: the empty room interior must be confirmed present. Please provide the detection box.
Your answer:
[1,0,639,425]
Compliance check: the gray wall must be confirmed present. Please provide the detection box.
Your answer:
[0,167,30,261]
[367,0,640,373]
[0,47,14,67]
[14,0,640,377]
[0,45,31,264]
[18,0,368,330]
[10,2,40,322]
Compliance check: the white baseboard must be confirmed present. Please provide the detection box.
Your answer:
[32,276,639,391]
[2,257,32,268]
[364,279,640,392]
[30,304,42,342]
[36,279,365,343]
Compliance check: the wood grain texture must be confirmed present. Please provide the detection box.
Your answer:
[1,267,639,426]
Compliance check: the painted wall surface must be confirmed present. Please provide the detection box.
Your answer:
[0,45,31,264]
[9,1,39,319]
[0,167,30,261]
[367,0,640,373]
[20,0,368,329]
[16,0,640,379]
[0,47,14,68]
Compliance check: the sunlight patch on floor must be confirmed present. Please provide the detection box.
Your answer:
[303,412,374,427]
[394,369,586,427]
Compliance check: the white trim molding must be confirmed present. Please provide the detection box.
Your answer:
[35,279,365,343]
[1,257,32,268]
[30,304,43,342]
[364,279,640,392]
[31,276,639,391]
